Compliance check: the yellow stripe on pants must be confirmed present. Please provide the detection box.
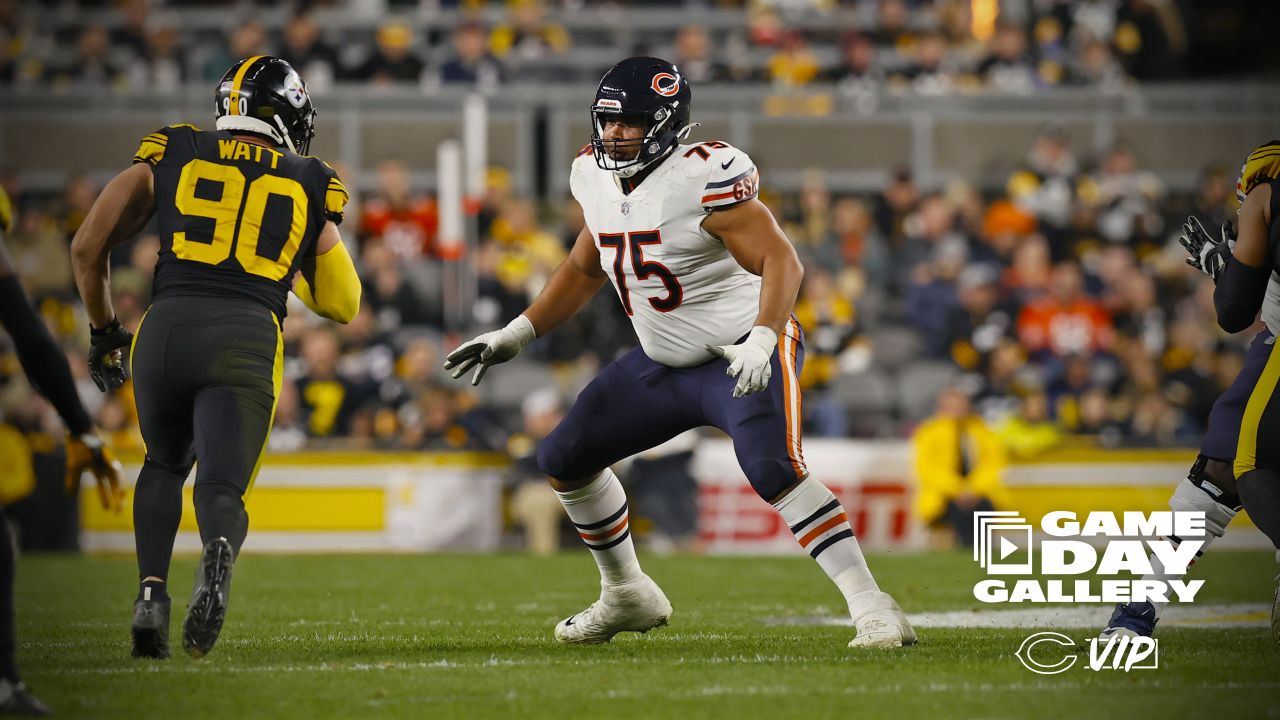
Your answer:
[1235,337,1280,478]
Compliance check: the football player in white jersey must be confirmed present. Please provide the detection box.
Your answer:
[445,57,915,649]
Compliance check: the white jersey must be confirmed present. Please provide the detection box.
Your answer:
[570,141,764,367]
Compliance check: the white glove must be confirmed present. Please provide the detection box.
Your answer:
[705,326,778,398]
[443,315,536,386]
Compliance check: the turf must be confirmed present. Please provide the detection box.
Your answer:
[15,549,1280,719]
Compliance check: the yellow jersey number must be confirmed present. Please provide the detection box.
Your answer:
[172,159,308,282]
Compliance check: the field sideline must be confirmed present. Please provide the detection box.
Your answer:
[16,550,1280,719]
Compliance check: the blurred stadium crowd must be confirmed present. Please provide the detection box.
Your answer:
[0,0,1237,93]
[0,0,1271,471]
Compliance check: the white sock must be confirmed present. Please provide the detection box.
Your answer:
[773,475,879,612]
[555,468,642,585]
[1146,478,1236,618]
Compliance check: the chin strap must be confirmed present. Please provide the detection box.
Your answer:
[677,122,700,141]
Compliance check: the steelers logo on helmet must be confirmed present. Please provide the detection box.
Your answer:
[213,56,318,156]
[590,57,693,178]
[283,70,308,109]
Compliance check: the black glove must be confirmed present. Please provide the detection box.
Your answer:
[88,318,133,392]
[1178,216,1235,282]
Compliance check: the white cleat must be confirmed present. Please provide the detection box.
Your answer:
[848,591,917,649]
[1098,626,1140,641]
[554,574,672,645]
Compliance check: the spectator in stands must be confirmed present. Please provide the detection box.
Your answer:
[912,387,1009,548]
[356,239,435,331]
[794,267,861,436]
[130,17,185,94]
[280,13,340,93]
[488,198,566,299]
[628,432,701,554]
[353,22,424,85]
[360,159,439,261]
[891,31,956,95]
[996,388,1063,458]
[977,21,1037,93]
[825,32,884,93]
[441,21,503,88]
[1186,163,1234,235]
[906,239,967,351]
[1007,124,1079,232]
[672,25,728,84]
[1016,261,1113,359]
[295,327,370,439]
[506,389,566,555]
[898,192,963,289]
[49,24,124,89]
[873,168,918,248]
[202,19,268,82]
[1087,142,1165,247]
[111,0,150,62]
[489,0,569,64]
[941,264,1014,370]
[871,0,914,50]
[766,30,820,87]
[1070,38,1129,90]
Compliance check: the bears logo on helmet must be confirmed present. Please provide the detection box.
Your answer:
[590,57,693,178]
[651,72,680,97]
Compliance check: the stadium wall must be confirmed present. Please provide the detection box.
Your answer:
[80,443,1266,553]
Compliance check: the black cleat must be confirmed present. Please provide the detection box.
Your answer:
[131,596,172,659]
[0,680,51,716]
[182,537,234,659]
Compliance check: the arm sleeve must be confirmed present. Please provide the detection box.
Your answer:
[699,144,760,212]
[1214,258,1271,333]
[0,275,93,435]
[296,239,361,324]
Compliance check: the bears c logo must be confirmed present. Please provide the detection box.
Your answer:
[651,72,680,97]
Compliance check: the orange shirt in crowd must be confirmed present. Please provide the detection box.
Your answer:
[1016,298,1113,356]
[360,197,439,259]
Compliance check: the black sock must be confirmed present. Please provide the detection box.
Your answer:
[193,483,249,558]
[137,579,169,604]
[133,459,188,582]
[1238,469,1280,550]
[0,515,20,683]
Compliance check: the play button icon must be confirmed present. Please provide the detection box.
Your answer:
[999,536,1019,560]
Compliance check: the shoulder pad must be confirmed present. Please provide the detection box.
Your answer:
[131,124,201,166]
[1238,141,1280,204]
[680,141,759,210]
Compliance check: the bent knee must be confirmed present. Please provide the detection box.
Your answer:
[743,457,798,502]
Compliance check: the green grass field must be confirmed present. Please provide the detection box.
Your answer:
[14,549,1280,719]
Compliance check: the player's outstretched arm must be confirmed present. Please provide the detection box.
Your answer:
[71,162,156,391]
[293,221,361,324]
[701,198,804,397]
[444,224,605,386]
[1214,183,1272,333]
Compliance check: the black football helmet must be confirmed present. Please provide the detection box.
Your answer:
[590,56,695,177]
[214,56,317,156]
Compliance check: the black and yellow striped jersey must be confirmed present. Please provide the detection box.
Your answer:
[133,124,349,320]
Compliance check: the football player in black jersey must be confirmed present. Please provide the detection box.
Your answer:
[0,184,127,715]
[70,57,361,659]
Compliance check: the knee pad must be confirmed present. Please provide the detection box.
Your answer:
[743,458,797,502]
[1170,477,1237,538]
[1187,455,1243,510]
